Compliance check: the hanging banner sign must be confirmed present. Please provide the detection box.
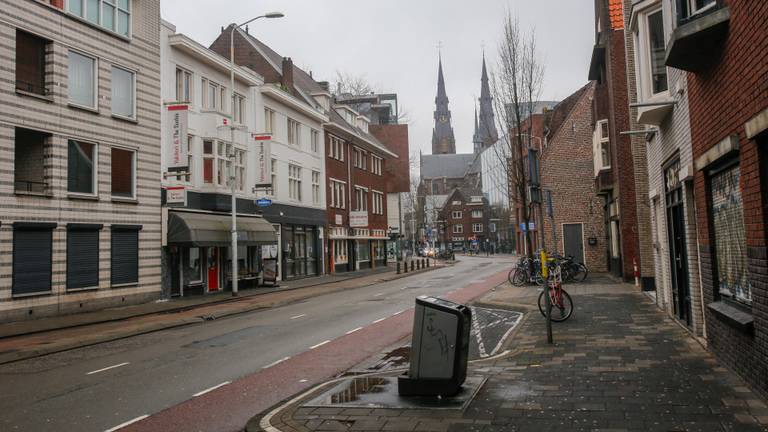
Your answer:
[252,135,272,187]
[166,104,189,171]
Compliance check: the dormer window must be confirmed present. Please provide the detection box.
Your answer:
[678,0,717,23]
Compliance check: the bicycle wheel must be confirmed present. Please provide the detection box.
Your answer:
[508,269,516,285]
[572,263,588,282]
[538,288,574,322]
[512,268,528,286]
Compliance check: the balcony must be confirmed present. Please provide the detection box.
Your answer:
[665,1,730,72]
[595,169,614,194]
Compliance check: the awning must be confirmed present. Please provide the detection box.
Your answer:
[168,211,277,247]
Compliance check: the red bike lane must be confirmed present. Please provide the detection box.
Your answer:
[122,268,508,432]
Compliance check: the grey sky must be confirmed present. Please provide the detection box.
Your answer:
[160,0,595,157]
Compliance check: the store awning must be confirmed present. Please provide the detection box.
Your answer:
[168,211,277,247]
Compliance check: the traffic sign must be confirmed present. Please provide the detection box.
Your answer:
[255,198,272,207]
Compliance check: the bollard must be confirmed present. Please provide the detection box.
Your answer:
[422,258,426,268]
[417,260,421,270]
[404,260,409,273]
[411,261,415,271]
[397,261,401,274]
[427,258,430,268]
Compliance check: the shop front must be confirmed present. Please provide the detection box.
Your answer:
[281,224,320,280]
[166,210,277,296]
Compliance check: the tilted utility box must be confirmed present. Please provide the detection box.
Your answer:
[398,296,471,396]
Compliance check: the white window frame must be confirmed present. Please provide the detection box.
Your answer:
[372,191,384,215]
[289,164,302,201]
[473,223,483,233]
[472,209,483,218]
[66,0,132,38]
[110,64,136,120]
[233,93,245,124]
[270,158,278,196]
[593,119,611,175]
[175,67,192,103]
[264,108,275,134]
[311,130,320,153]
[452,224,463,234]
[110,146,136,199]
[371,155,382,175]
[682,0,717,19]
[633,4,669,101]
[287,118,300,145]
[329,135,345,161]
[312,170,321,205]
[452,210,462,219]
[234,147,246,191]
[330,179,346,209]
[355,186,368,211]
[67,49,98,110]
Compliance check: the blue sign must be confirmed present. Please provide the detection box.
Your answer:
[256,198,272,207]
[519,222,535,232]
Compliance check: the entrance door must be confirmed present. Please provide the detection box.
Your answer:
[207,248,219,292]
[665,160,690,325]
[563,223,585,264]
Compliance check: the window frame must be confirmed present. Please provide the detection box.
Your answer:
[67,49,98,110]
[110,146,136,199]
[67,139,98,196]
[312,170,321,205]
[472,209,483,218]
[452,210,462,219]
[311,129,320,153]
[452,224,463,234]
[203,139,215,184]
[634,5,669,101]
[175,67,192,103]
[110,64,136,120]
[264,108,275,134]
[270,158,278,196]
[66,226,101,290]
[355,186,368,211]
[15,29,50,97]
[473,223,483,233]
[288,164,302,201]
[287,118,301,145]
[66,0,132,38]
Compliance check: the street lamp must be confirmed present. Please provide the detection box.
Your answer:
[227,11,284,296]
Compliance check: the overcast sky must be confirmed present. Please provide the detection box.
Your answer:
[161,0,595,157]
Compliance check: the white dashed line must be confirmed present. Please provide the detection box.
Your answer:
[374,292,384,297]
[345,327,363,335]
[192,381,230,397]
[391,310,405,316]
[87,362,129,375]
[262,356,291,369]
[104,414,149,432]
[290,314,306,320]
[372,317,386,324]
[299,379,308,383]
[309,340,330,349]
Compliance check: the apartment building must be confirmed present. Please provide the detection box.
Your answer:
[436,189,490,252]
[0,0,162,321]
[159,20,278,296]
[208,26,329,282]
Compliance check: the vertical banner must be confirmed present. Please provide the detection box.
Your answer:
[166,104,189,171]
[252,134,272,187]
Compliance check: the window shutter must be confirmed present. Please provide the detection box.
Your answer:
[111,227,140,285]
[13,225,54,295]
[67,226,100,289]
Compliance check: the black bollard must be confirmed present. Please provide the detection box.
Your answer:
[427,258,430,268]
[397,261,401,274]
[411,261,415,271]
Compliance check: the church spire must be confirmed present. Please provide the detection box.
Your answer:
[475,51,498,154]
[432,53,456,155]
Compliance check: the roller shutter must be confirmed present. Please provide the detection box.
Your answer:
[12,224,54,296]
[67,226,100,289]
[111,226,140,285]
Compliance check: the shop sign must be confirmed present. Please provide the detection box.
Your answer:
[166,104,188,170]
[256,198,272,207]
[253,137,271,187]
[335,214,343,225]
[263,259,278,283]
[166,186,186,207]
[350,211,368,227]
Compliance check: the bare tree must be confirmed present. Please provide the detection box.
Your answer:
[487,13,545,259]
[332,71,411,124]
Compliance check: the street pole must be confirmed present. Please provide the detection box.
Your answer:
[227,12,283,296]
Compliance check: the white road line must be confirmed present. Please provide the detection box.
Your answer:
[345,327,363,335]
[262,356,291,369]
[290,314,306,320]
[391,310,405,316]
[309,340,330,349]
[374,292,384,297]
[192,381,230,397]
[372,317,386,324]
[104,414,149,432]
[86,362,129,375]
[299,379,308,383]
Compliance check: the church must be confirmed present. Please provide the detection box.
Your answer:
[416,54,498,252]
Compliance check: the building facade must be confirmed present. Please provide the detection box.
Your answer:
[0,0,162,321]
[436,189,490,252]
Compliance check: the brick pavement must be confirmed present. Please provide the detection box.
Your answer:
[255,279,768,432]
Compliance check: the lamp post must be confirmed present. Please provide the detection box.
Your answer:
[228,11,283,296]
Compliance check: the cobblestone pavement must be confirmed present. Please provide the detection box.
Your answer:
[256,281,768,432]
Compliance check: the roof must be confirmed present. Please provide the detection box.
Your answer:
[421,153,480,179]
[609,0,624,30]
[545,83,593,139]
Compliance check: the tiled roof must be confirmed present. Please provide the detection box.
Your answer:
[609,0,624,30]
[421,154,479,179]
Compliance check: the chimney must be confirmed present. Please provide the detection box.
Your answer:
[281,57,294,91]
[318,81,330,92]
[245,25,249,34]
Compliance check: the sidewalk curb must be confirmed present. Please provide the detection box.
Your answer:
[0,263,447,365]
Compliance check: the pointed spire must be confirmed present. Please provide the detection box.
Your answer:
[474,104,478,133]
[480,52,491,100]
[476,50,498,154]
[436,54,448,103]
[432,53,456,155]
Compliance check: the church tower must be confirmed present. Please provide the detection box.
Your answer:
[473,53,498,154]
[432,55,456,154]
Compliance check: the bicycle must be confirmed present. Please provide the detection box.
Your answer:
[508,255,544,286]
[537,259,573,322]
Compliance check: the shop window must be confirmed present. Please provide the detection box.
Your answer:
[12,224,54,296]
[15,30,50,96]
[68,140,97,195]
[184,247,203,283]
[334,239,348,264]
[710,163,751,304]
[111,147,135,198]
[357,241,370,261]
[111,227,139,285]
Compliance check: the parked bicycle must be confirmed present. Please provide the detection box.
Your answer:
[538,258,573,322]
[508,254,544,286]
[551,253,589,283]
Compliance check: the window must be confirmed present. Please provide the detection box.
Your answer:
[594,119,611,174]
[67,226,100,289]
[264,108,275,134]
[329,135,345,161]
[15,30,50,96]
[111,66,135,118]
[111,227,139,285]
[111,147,135,198]
[647,10,667,95]
[234,148,246,191]
[353,148,368,170]
[216,141,231,186]
[287,118,300,145]
[184,247,203,283]
[184,135,193,183]
[679,0,717,21]
[175,67,191,102]
[203,79,219,110]
[311,130,320,153]
[334,239,348,264]
[312,170,320,205]
[13,224,54,296]
[473,223,483,233]
[453,224,464,234]
[203,139,214,184]
[372,191,384,215]
[270,158,278,196]
[220,86,227,113]
[14,128,50,194]
[371,155,382,175]
[68,50,97,108]
[452,210,462,219]
[355,187,368,211]
[233,93,245,124]
[472,209,483,218]
[68,0,131,37]
[68,140,96,195]
[330,179,346,209]
[289,164,302,201]
[710,164,751,304]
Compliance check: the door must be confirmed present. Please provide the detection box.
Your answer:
[207,248,219,292]
[562,223,585,264]
[665,160,690,325]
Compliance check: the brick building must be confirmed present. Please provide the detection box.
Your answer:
[540,83,608,271]
[670,0,768,397]
[435,188,490,252]
[0,0,162,322]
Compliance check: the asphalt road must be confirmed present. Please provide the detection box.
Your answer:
[0,255,513,432]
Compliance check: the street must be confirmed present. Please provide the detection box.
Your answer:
[0,256,511,432]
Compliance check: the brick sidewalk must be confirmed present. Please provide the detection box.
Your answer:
[256,280,768,432]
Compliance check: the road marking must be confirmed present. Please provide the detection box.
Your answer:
[310,340,330,349]
[192,381,230,397]
[374,292,384,297]
[262,356,291,369]
[290,314,306,320]
[104,414,149,432]
[345,327,363,335]
[372,317,386,324]
[299,379,308,383]
[391,310,405,316]
[86,362,129,375]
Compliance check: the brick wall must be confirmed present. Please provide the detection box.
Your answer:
[369,124,410,194]
[688,0,768,398]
